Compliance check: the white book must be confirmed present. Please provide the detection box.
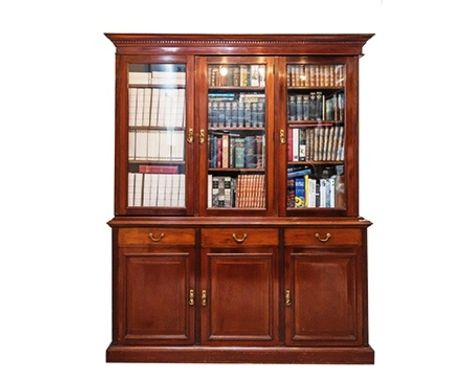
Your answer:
[157,174,166,207]
[171,131,184,161]
[293,129,299,161]
[159,131,172,160]
[128,72,150,85]
[171,174,179,207]
[128,131,136,160]
[319,179,327,208]
[150,88,160,127]
[179,175,185,207]
[153,174,160,206]
[170,89,178,127]
[142,174,151,207]
[128,88,137,126]
[149,174,157,206]
[128,173,135,207]
[207,174,212,208]
[135,88,145,126]
[147,131,157,160]
[135,131,148,160]
[308,178,317,208]
[157,89,167,128]
[134,173,143,206]
[165,174,172,207]
[142,88,152,126]
[329,176,336,208]
[176,89,185,128]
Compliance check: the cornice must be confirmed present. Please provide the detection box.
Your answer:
[105,33,374,49]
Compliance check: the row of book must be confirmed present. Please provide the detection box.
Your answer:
[128,173,185,207]
[288,92,344,122]
[287,65,345,88]
[129,88,186,128]
[288,126,344,162]
[128,67,186,85]
[208,65,266,87]
[128,130,184,161]
[208,174,265,208]
[208,100,265,128]
[287,174,344,208]
[209,134,265,169]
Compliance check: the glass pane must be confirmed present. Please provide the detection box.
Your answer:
[286,64,346,209]
[127,64,186,208]
[207,64,266,209]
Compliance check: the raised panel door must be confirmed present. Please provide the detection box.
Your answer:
[120,247,195,345]
[285,247,362,346]
[201,248,279,345]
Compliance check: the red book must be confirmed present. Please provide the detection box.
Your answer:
[287,129,293,161]
[138,165,179,174]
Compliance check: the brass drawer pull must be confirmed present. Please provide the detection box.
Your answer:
[232,233,248,243]
[188,288,195,306]
[201,289,207,306]
[186,128,194,143]
[285,289,292,306]
[315,232,331,243]
[148,232,165,242]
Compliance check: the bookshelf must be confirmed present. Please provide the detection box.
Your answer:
[106,34,374,364]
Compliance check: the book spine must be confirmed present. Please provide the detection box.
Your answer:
[294,178,305,208]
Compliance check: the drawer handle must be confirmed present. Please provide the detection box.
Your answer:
[315,232,332,243]
[148,232,165,242]
[232,233,248,243]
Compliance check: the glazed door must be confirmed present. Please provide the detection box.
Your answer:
[196,56,275,216]
[285,247,362,346]
[277,57,358,217]
[200,248,279,345]
[120,247,195,345]
[116,55,195,215]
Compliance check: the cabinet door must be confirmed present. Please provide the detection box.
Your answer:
[285,247,362,346]
[120,247,195,345]
[117,56,195,215]
[277,57,358,217]
[201,248,279,345]
[196,56,276,216]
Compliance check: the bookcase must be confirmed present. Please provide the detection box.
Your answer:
[106,34,374,363]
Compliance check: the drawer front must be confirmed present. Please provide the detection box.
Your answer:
[284,228,361,246]
[201,228,278,247]
[119,228,196,246]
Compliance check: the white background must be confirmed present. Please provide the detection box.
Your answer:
[1,0,467,380]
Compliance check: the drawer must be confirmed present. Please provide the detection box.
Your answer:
[119,228,196,246]
[284,228,361,246]
[201,228,278,247]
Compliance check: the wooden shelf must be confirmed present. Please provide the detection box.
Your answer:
[209,168,265,173]
[128,84,185,89]
[209,86,265,91]
[288,161,344,166]
[208,127,265,132]
[288,120,343,128]
[129,160,185,165]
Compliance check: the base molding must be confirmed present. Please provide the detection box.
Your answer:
[106,344,374,364]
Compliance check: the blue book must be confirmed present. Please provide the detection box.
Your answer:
[294,178,305,208]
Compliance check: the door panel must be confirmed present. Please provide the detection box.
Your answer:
[201,248,279,345]
[285,247,361,346]
[121,248,195,345]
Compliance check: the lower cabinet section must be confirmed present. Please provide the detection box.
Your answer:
[285,247,361,346]
[120,247,195,345]
[111,224,372,363]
